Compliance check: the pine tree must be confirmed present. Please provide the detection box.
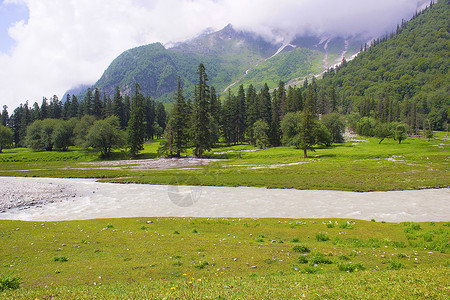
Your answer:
[269,89,281,146]
[191,64,212,157]
[300,85,317,158]
[166,77,188,156]
[84,88,93,116]
[112,87,126,129]
[258,83,272,127]
[236,85,246,143]
[127,84,146,157]
[92,88,103,118]
[1,105,9,126]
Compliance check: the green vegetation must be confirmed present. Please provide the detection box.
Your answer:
[0,218,448,299]
[0,131,448,191]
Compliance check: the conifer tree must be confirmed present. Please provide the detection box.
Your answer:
[166,77,188,156]
[127,84,146,157]
[300,85,317,158]
[92,88,103,118]
[191,64,212,157]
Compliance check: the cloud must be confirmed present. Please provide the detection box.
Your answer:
[0,0,430,111]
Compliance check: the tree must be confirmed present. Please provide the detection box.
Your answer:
[395,124,408,144]
[300,85,317,157]
[165,77,188,156]
[0,125,13,153]
[374,122,393,144]
[253,119,270,149]
[113,87,126,129]
[1,105,9,126]
[92,88,103,118]
[52,120,74,151]
[281,112,302,147]
[321,113,345,143]
[86,116,126,158]
[73,115,97,148]
[191,64,212,157]
[127,84,146,157]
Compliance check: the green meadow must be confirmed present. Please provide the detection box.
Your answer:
[0,218,449,299]
[0,133,448,191]
[0,133,448,298]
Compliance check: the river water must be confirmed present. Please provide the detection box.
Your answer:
[0,177,448,222]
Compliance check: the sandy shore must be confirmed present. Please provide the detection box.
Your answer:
[0,177,448,222]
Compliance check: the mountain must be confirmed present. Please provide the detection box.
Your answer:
[81,24,364,102]
[316,0,449,129]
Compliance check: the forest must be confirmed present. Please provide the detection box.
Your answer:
[0,0,448,158]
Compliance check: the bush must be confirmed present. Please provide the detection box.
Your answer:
[291,237,300,243]
[194,261,209,269]
[309,252,333,265]
[0,273,22,292]
[316,233,330,241]
[338,262,365,272]
[339,222,353,229]
[293,245,310,253]
[388,259,403,270]
[53,256,68,262]
[298,256,309,264]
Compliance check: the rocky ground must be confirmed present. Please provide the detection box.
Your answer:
[0,178,77,212]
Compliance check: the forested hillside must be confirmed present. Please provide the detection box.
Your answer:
[317,0,449,130]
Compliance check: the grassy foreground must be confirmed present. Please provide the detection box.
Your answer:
[0,133,449,191]
[0,218,449,299]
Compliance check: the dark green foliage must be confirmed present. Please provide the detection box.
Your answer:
[321,113,345,143]
[73,115,97,148]
[320,1,449,130]
[338,262,365,272]
[298,256,309,264]
[86,116,126,158]
[162,77,188,157]
[316,233,330,242]
[0,125,13,153]
[53,256,68,262]
[300,85,317,157]
[191,64,212,157]
[309,252,333,264]
[395,124,408,144]
[127,84,146,157]
[253,119,270,149]
[0,273,21,291]
[293,245,310,253]
[52,120,74,151]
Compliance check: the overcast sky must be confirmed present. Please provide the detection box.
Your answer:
[0,0,430,111]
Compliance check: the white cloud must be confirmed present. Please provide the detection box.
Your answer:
[0,0,430,111]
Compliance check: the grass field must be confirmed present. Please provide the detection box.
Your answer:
[0,133,448,191]
[0,218,448,299]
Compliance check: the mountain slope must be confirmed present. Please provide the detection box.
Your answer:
[87,25,362,102]
[317,0,449,129]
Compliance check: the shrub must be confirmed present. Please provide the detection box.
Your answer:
[423,233,433,242]
[298,256,309,264]
[338,262,365,272]
[0,273,22,292]
[327,223,335,228]
[291,237,300,243]
[53,256,68,262]
[194,261,209,269]
[304,266,318,274]
[293,245,310,253]
[388,259,403,270]
[339,222,353,229]
[316,233,330,242]
[309,252,333,265]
